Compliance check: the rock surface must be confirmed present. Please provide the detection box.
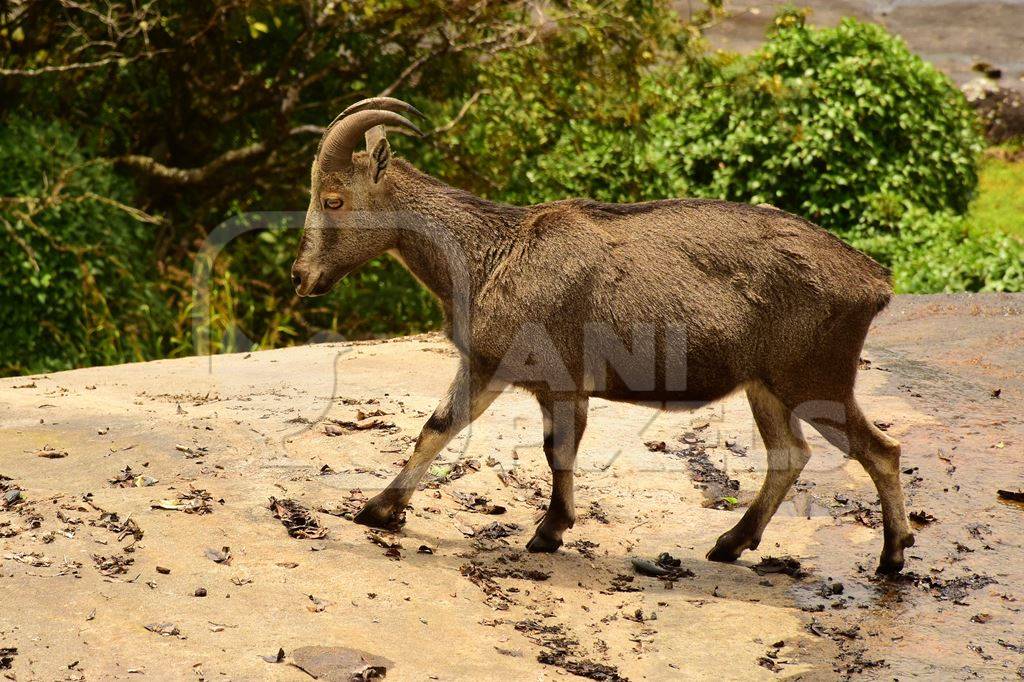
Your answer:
[1,294,1022,679]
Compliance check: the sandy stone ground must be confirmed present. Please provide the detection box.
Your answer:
[1,294,1022,680]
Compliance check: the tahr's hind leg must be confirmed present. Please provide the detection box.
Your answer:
[707,382,810,563]
[842,404,914,574]
[793,397,914,574]
[526,394,588,553]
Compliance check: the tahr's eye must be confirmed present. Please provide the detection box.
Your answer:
[323,196,343,210]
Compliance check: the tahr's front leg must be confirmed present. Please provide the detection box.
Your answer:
[354,362,501,528]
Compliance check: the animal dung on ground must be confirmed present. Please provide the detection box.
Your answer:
[751,556,808,579]
[269,497,327,539]
[289,645,391,680]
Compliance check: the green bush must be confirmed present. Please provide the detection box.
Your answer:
[671,11,983,232]
[848,207,1024,293]
[0,117,168,375]
[0,4,1016,376]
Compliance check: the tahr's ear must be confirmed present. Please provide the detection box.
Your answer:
[365,125,391,184]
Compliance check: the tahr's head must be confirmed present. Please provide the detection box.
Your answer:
[291,97,423,297]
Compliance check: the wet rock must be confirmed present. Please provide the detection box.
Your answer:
[2,489,24,509]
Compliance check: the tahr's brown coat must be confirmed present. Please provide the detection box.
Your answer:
[292,99,914,574]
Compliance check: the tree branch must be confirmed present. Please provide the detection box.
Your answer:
[429,89,488,136]
[0,50,169,77]
[113,126,323,184]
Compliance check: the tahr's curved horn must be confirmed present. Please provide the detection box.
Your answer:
[318,110,423,173]
[339,97,425,121]
[321,98,425,138]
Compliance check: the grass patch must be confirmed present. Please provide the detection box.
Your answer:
[966,148,1024,239]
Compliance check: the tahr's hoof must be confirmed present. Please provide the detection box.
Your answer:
[705,542,742,563]
[875,533,914,575]
[526,532,562,553]
[706,530,750,563]
[875,556,905,576]
[353,502,400,529]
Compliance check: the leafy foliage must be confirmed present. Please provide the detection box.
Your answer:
[849,207,1024,293]
[679,11,984,231]
[462,10,984,232]
[0,2,1018,376]
[0,117,168,374]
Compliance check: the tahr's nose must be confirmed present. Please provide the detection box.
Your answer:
[291,262,308,294]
